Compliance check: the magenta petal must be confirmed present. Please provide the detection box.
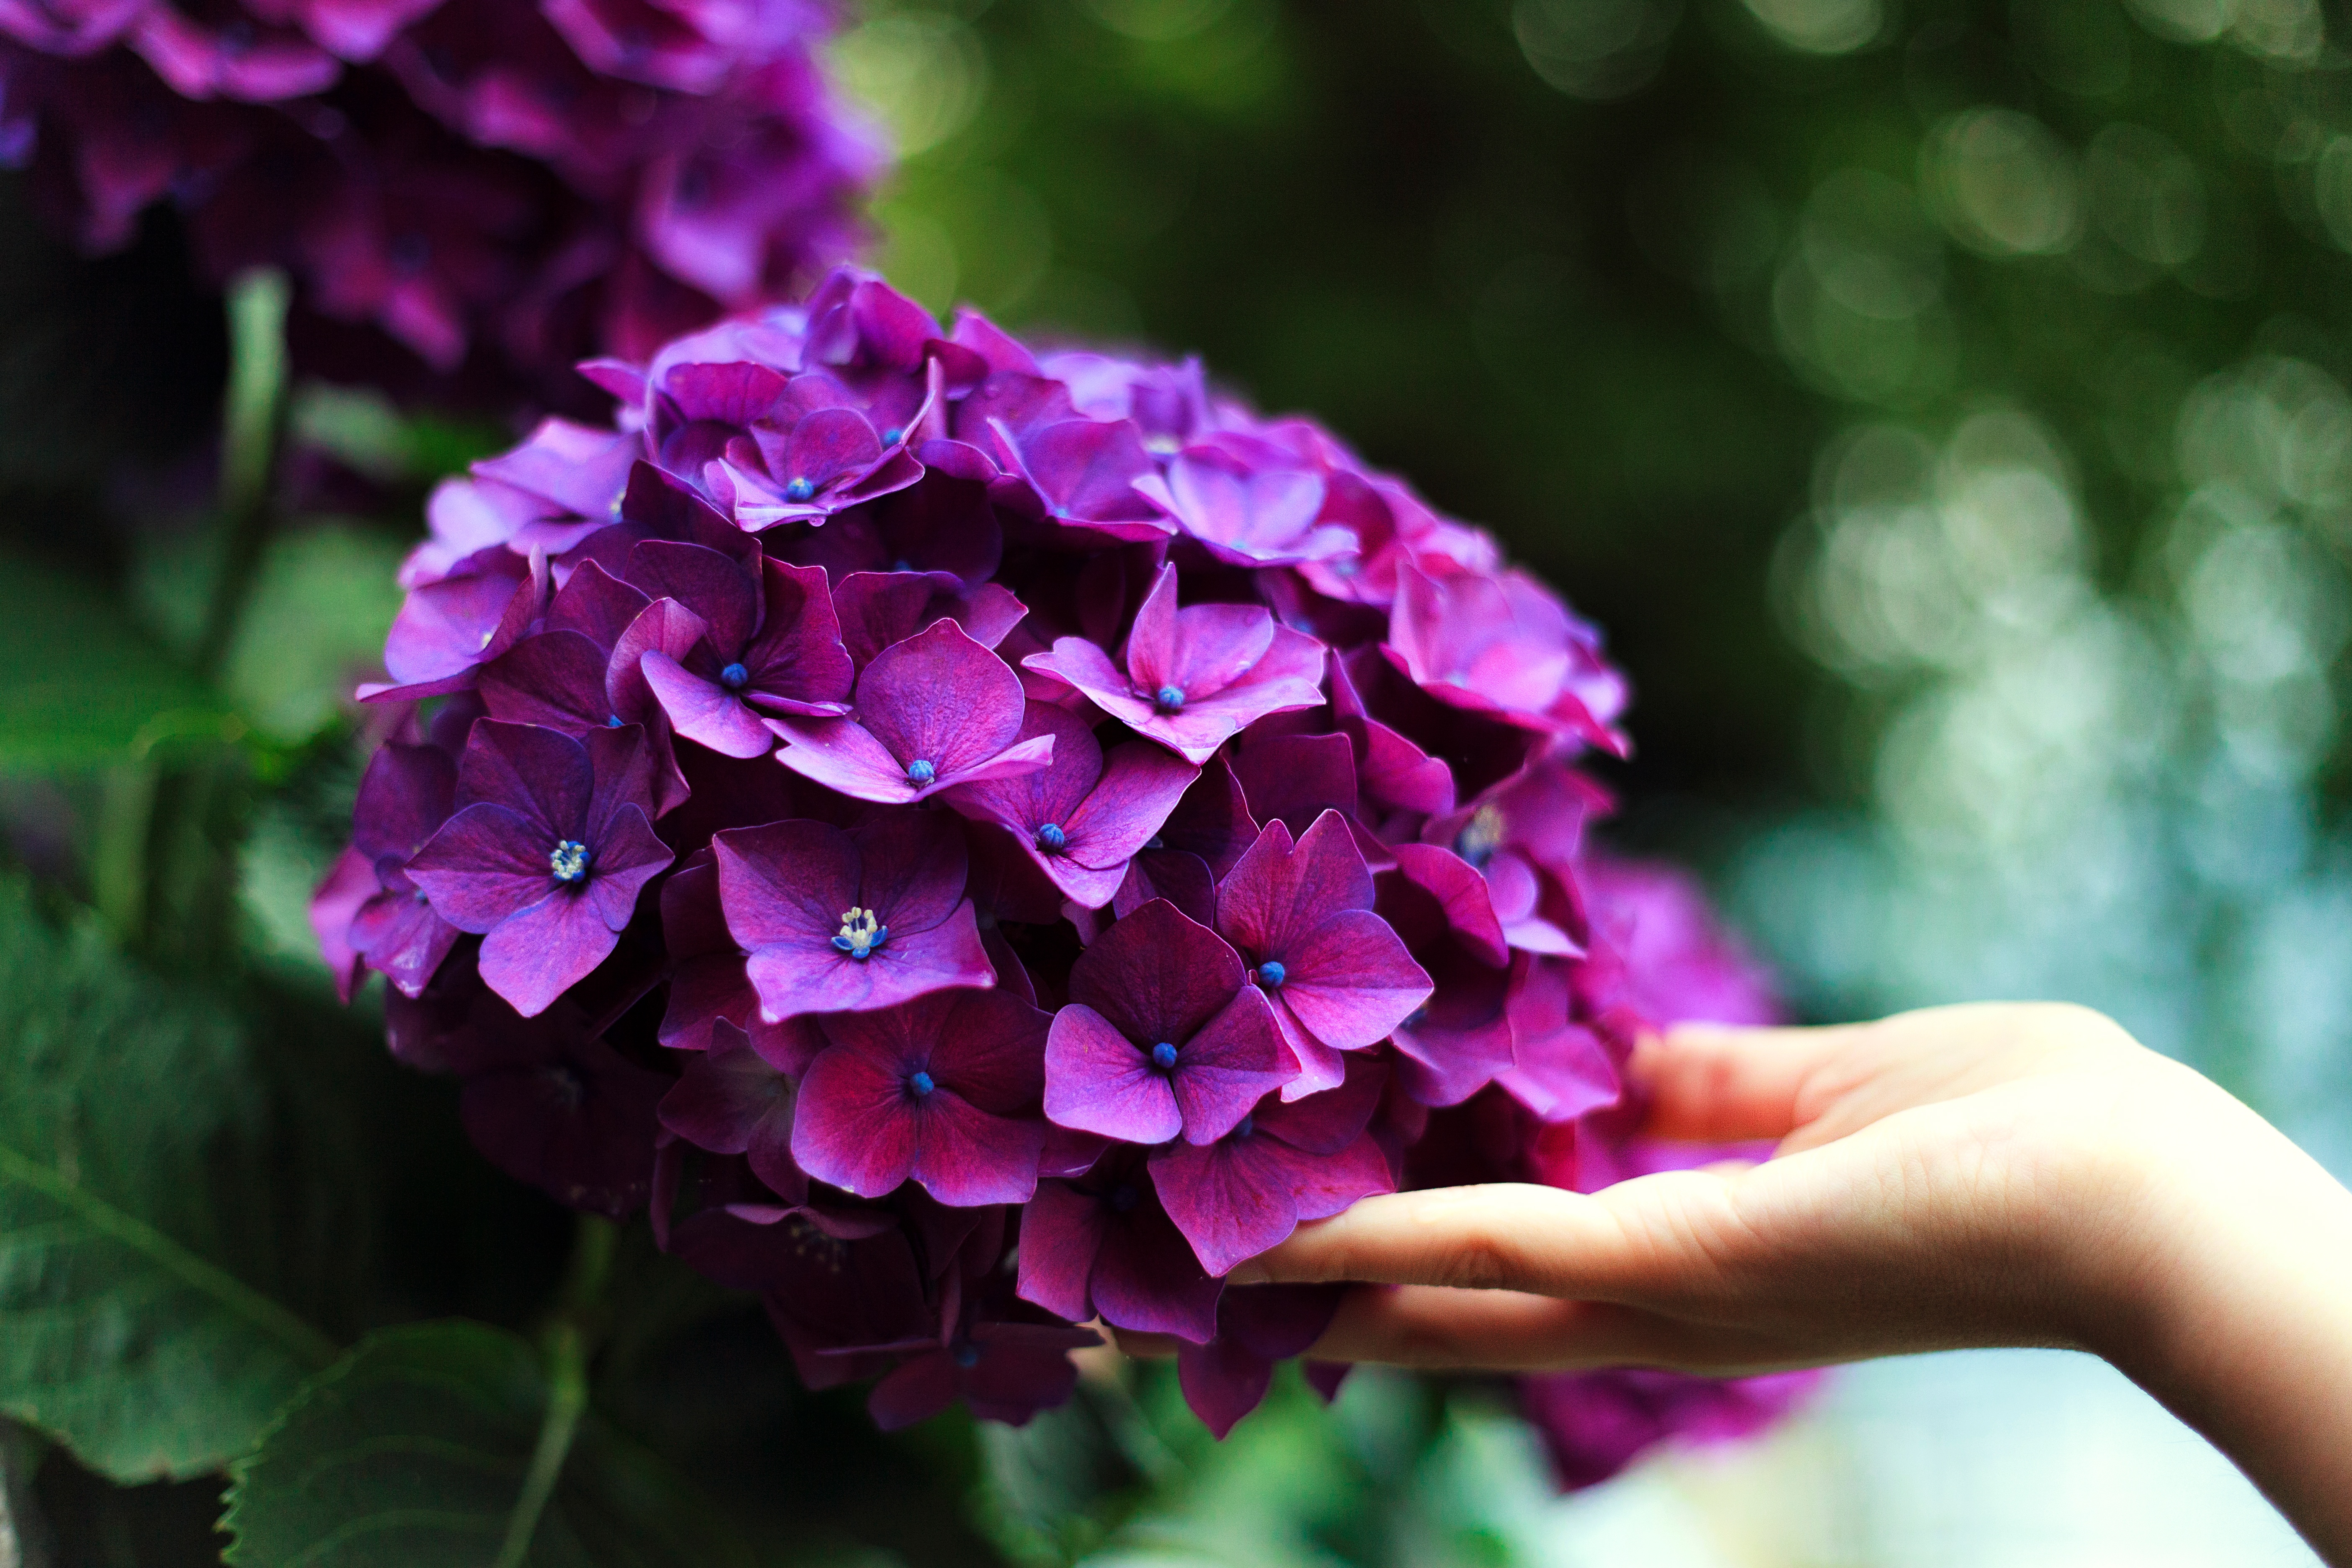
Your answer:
[627,540,760,656]
[713,819,859,949]
[789,1044,921,1198]
[868,1355,962,1432]
[1176,1335,1275,1440]
[854,620,1026,777]
[455,720,592,835]
[407,804,556,932]
[1043,1002,1180,1145]
[583,804,671,931]
[852,811,971,936]
[1015,1178,1108,1323]
[1166,987,1289,1145]
[769,714,926,802]
[479,631,613,733]
[658,1031,793,1158]
[1150,1139,1296,1279]
[477,891,623,1017]
[641,649,774,758]
[1064,742,1198,871]
[1066,898,1244,1048]
[1281,910,1432,1051]
[744,903,993,1019]
[1088,1205,1222,1340]
[908,1096,1043,1206]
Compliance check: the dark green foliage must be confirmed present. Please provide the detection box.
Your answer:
[220,1321,753,1568]
[0,874,339,1481]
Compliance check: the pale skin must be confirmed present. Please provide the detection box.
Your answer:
[1211,1004,2352,1565]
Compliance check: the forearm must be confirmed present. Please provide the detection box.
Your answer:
[2099,1115,2352,1566]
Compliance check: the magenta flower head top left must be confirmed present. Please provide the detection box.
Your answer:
[0,0,884,395]
[317,264,1808,1465]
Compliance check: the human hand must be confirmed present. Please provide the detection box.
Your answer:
[1233,1002,2352,1563]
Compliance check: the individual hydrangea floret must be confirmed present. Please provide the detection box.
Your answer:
[320,264,1805,1472]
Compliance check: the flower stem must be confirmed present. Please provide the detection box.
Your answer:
[494,1319,588,1568]
[193,267,291,682]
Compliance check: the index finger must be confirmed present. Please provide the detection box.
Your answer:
[1227,1182,1649,1296]
[1634,1021,1873,1142]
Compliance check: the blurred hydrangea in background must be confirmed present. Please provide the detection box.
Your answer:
[0,0,884,397]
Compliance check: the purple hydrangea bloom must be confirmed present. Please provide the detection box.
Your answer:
[769,620,1055,803]
[0,0,881,391]
[1150,1057,1394,1277]
[1520,1369,1823,1491]
[1043,899,1288,1147]
[406,720,672,1016]
[1024,564,1326,764]
[322,267,1803,1464]
[1215,811,1431,1098]
[946,702,1197,909]
[713,811,991,1019]
[792,987,1050,1207]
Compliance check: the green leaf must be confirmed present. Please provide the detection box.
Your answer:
[221,1321,756,1568]
[0,876,339,1480]
[0,550,239,773]
[217,523,407,745]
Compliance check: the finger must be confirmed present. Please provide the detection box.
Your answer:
[1632,1021,1876,1142]
[1229,1183,1658,1297]
[1308,1284,1823,1376]
[1109,1327,1184,1359]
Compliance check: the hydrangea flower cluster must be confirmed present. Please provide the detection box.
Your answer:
[313,266,1810,1475]
[0,0,880,385]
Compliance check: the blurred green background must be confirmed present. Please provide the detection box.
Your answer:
[1,0,2348,1563]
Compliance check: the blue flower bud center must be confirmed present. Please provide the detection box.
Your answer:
[1153,684,1186,714]
[783,476,815,503]
[1149,1041,1179,1072]
[1231,1114,1255,1140]
[549,839,591,884]
[905,758,936,786]
[908,1069,936,1097]
[719,661,750,691]
[1255,960,1287,988]
[1142,834,1165,851]
[605,714,624,727]
[952,1341,980,1368]
[1108,1182,1141,1213]
[831,906,889,959]
[1035,822,1067,854]
[882,427,905,445]
[1403,1006,1429,1031]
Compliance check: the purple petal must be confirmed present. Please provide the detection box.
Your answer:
[640,650,774,758]
[1166,987,1290,1145]
[583,803,671,931]
[742,558,854,713]
[1281,909,1433,1052]
[1063,741,1198,872]
[787,1043,921,1198]
[407,803,558,932]
[477,889,624,1017]
[850,809,971,936]
[1014,1177,1109,1323]
[743,902,993,1019]
[480,632,614,733]
[1066,897,1244,1049]
[626,540,759,657]
[1042,1001,1181,1145]
[854,620,1027,779]
[545,560,652,653]
[454,720,592,837]
[1149,1137,1297,1279]
[713,818,861,949]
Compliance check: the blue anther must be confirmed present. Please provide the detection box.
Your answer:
[908,1070,936,1097]
[1255,960,1287,988]
[882,427,905,445]
[720,661,750,691]
[1149,1042,1179,1072]
[952,1342,980,1368]
[549,839,591,884]
[605,714,624,727]
[1035,822,1067,854]
[905,758,936,786]
[783,477,815,503]
[1153,684,1186,714]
